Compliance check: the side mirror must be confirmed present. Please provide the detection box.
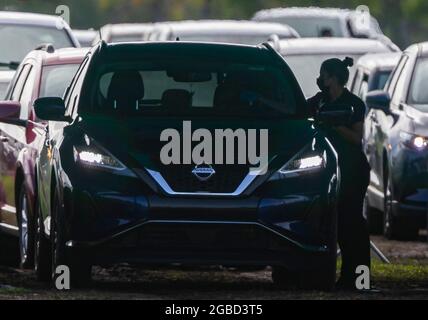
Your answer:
[0,101,26,126]
[34,97,71,122]
[316,104,354,126]
[366,90,391,114]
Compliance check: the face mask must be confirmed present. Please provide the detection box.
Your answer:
[317,77,329,93]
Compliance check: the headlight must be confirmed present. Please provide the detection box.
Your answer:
[400,132,428,151]
[269,147,327,181]
[73,136,126,171]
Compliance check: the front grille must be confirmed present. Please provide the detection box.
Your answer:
[111,223,274,251]
[158,164,249,193]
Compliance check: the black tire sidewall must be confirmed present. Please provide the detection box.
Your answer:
[34,198,51,282]
[51,187,92,288]
[17,183,35,269]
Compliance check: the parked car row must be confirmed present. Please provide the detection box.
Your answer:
[0,6,425,291]
[0,40,341,290]
[252,7,391,43]
[359,43,428,240]
[0,45,87,269]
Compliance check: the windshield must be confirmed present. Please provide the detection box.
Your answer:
[178,33,292,45]
[409,58,428,112]
[40,64,79,98]
[265,16,344,38]
[84,59,298,117]
[285,54,362,98]
[0,24,73,67]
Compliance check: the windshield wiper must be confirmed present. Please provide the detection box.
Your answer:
[0,61,20,70]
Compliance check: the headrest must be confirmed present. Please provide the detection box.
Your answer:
[161,89,192,109]
[107,71,145,110]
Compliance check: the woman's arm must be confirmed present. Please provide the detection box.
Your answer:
[334,121,364,146]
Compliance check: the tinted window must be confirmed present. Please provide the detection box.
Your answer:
[0,24,73,66]
[85,59,298,117]
[286,54,363,98]
[40,64,80,98]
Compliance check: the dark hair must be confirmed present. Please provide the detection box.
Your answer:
[321,57,354,86]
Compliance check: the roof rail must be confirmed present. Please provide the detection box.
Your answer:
[267,34,281,51]
[35,43,55,53]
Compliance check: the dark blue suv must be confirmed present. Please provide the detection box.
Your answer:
[365,42,428,240]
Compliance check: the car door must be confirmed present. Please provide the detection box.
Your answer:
[373,55,409,192]
[0,64,36,228]
[38,56,89,225]
[0,63,32,228]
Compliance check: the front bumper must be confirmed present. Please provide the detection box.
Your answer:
[391,146,428,226]
[62,185,335,268]
[66,220,329,269]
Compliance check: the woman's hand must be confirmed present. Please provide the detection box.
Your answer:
[334,121,364,146]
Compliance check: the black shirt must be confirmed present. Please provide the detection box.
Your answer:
[307,89,370,175]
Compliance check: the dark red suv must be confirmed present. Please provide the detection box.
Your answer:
[0,45,87,268]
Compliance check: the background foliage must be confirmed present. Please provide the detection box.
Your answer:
[2,0,428,48]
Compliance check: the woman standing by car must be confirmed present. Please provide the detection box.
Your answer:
[307,57,371,291]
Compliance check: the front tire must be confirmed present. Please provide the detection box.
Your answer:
[51,187,92,288]
[34,199,51,282]
[273,198,337,291]
[17,183,35,269]
[383,175,419,241]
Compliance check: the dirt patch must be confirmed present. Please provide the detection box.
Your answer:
[0,235,427,300]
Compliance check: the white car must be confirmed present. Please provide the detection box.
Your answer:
[275,37,400,98]
[93,23,154,45]
[146,20,299,44]
[0,11,79,67]
[253,7,384,38]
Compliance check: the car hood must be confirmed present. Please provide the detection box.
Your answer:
[404,105,428,136]
[77,114,316,172]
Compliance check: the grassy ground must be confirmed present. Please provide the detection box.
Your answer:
[0,236,427,300]
[0,260,427,300]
